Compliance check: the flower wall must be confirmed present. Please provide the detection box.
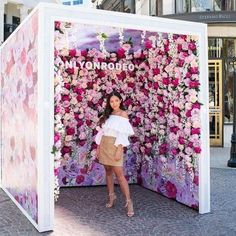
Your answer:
[0,12,39,222]
[54,21,201,209]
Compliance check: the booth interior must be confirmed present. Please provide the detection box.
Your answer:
[0,3,210,232]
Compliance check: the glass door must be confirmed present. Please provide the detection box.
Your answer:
[209,60,223,146]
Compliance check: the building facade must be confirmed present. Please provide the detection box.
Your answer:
[1,0,61,44]
[99,0,236,147]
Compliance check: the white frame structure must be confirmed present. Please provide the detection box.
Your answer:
[0,3,210,232]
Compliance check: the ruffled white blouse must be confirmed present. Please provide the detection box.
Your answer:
[95,115,135,147]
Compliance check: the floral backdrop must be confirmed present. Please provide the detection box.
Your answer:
[1,12,38,222]
[54,21,201,209]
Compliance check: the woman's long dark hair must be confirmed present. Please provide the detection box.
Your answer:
[98,90,126,126]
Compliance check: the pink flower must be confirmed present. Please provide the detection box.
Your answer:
[55,106,60,114]
[117,48,126,58]
[172,78,179,86]
[170,126,179,134]
[66,127,75,135]
[124,98,133,106]
[61,146,71,155]
[66,67,74,75]
[55,21,61,29]
[69,49,76,57]
[128,82,135,88]
[64,83,70,90]
[189,80,200,89]
[76,175,85,184]
[81,50,88,57]
[188,42,196,51]
[191,128,200,135]
[189,67,198,74]
[20,48,26,64]
[194,147,201,153]
[153,82,159,89]
[54,132,60,143]
[172,106,180,115]
[76,95,83,102]
[61,95,70,102]
[178,137,185,145]
[193,175,199,186]
[165,181,177,198]
[153,68,160,75]
[162,77,170,85]
[117,71,126,80]
[25,61,33,78]
[145,40,152,49]
[192,102,201,109]
[171,148,178,155]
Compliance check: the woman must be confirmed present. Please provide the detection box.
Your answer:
[95,91,135,217]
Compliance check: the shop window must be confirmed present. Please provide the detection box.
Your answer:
[124,0,135,13]
[214,0,235,11]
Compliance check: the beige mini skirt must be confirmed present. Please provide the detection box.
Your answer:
[98,135,123,167]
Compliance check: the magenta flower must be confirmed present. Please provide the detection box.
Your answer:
[145,40,152,49]
[194,147,201,153]
[191,128,200,135]
[66,127,75,135]
[54,132,60,143]
[117,48,126,58]
[153,68,160,75]
[61,146,71,155]
[69,49,76,57]
[163,77,170,85]
[76,175,85,184]
[165,181,177,198]
[188,42,196,51]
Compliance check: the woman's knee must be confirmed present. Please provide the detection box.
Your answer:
[105,166,113,175]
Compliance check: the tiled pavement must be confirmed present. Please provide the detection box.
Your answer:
[0,149,236,236]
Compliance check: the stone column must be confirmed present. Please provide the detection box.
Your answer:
[18,4,29,22]
[0,0,7,44]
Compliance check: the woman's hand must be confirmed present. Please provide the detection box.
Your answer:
[114,145,123,161]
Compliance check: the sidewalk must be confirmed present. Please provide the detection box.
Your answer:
[0,148,235,236]
[210,147,231,169]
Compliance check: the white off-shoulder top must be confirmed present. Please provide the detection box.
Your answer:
[95,115,135,147]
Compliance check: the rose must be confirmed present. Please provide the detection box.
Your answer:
[66,127,75,135]
[61,146,71,155]
[153,68,160,75]
[191,128,200,135]
[145,40,152,49]
[117,48,126,58]
[69,49,76,57]
[76,175,85,184]
[165,181,177,198]
[194,147,201,153]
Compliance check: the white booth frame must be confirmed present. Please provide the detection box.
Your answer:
[0,3,210,232]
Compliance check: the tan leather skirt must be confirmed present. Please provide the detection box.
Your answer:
[98,135,123,167]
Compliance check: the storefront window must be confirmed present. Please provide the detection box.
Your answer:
[191,0,213,12]
[124,0,135,13]
[213,0,235,11]
[208,37,236,123]
[208,38,223,58]
[175,0,236,13]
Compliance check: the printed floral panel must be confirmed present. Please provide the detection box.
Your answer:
[1,12,38,222]
[54,21,201,209]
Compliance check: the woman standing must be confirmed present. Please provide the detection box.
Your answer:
[95,91,135,217]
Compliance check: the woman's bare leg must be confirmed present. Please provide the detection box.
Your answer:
[112,166,130,200]
[104,165,116,207]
